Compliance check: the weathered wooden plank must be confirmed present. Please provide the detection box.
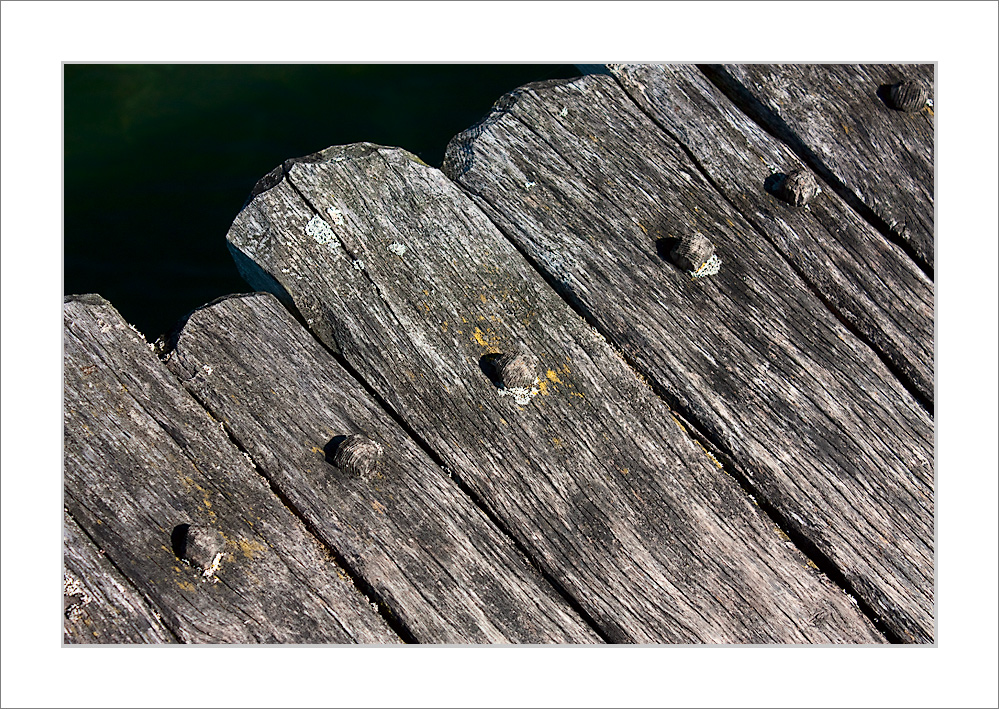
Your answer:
[64,511,177,644]
[227,143,885,643]
[64,294,398,644]
[701,64,934,272]
[162,292,601,644]
[442,74,933,642]
[606,63,933,406]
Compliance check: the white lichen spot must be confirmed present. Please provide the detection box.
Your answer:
[387,242,407,257]
[524,180,537,190]
[305,214,338,253]
[202,551,224,578]
[352,259,365,271]
[690,254,722,279]
[63,573,92,621]
[326,205,345,226]
[559,106,568,118]
[202,364,214,376]
[926,98,933,108]
[498,378,541,406]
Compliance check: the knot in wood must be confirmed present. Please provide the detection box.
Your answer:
[332,434,383,478]
[493,349,536,389]
[775,169,821,206]
[670,233,715,273]
[887,80,929,112]
[181,525,225,574]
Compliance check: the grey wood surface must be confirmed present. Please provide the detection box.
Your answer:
[163,292,602,644]
[701,64,934,272]
[64,294,398,644]
[63,511,177,644]
[226,143,885,643]
[441,74,933,642]
[606,64,933,406]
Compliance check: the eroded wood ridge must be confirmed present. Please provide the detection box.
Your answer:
[701,64,934,273]
[441,74,933,642]
[63,294,398,644]
[606,64,933,407]
[227,143,885,643]
[163,292,602,644]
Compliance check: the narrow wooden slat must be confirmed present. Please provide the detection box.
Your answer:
[442,74,933,642]
[64,294,398,644]
[606,64,933,406]
[702,64,934,271]
[163,292,601,643]
[63,511,177,644]
[226,144,885,643]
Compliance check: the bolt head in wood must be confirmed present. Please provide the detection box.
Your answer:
[181,525,225,573]
[670,233,716,273]
[887,80,929,112]
[493,349,537,389]
[774,168,821,207]
[332,434,383,478]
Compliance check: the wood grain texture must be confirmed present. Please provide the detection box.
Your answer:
[64,294,398,644]
[226,143,885,644]
[701,64,934,271]
[442,74,933,642]
[64,511,177,644]
[606,64,934,406]
[163,292,601,644]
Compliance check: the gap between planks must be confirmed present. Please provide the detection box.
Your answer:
[598,67,932,418]
[435,136,905,643]
[697,65,933,282]
[271,172,617,644]
[63,505,184,644]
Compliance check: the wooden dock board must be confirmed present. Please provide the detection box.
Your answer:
[64,294,398,643]
[701,64,934,272]
[162,292,602,643]
[226,144,884,643]
[441,74,932,642]
[63,511,176,644]
[606,64,933,406]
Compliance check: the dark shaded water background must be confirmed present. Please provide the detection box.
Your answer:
[64,64,581,340]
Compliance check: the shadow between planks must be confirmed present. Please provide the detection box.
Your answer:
[64,64,932,644]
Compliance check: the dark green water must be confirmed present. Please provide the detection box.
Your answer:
[64,64,580,339]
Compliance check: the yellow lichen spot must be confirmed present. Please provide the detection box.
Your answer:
[176,580,196,592]
[441,321,448,332]
[842,123,850,134]
[479,293,487,303]
[620,468,629,475]
[806,559,820,571]
[637,223,647,234]
[726,219,735,227]
[551,437,563,448]
[471,327,490,347]
[237,537,267,560]
[311,446,323,454]
[537,380,549,396]
[571,392,585,398]
[546,369,563,384]
[371,499,387,515]
[670,414,687,433]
